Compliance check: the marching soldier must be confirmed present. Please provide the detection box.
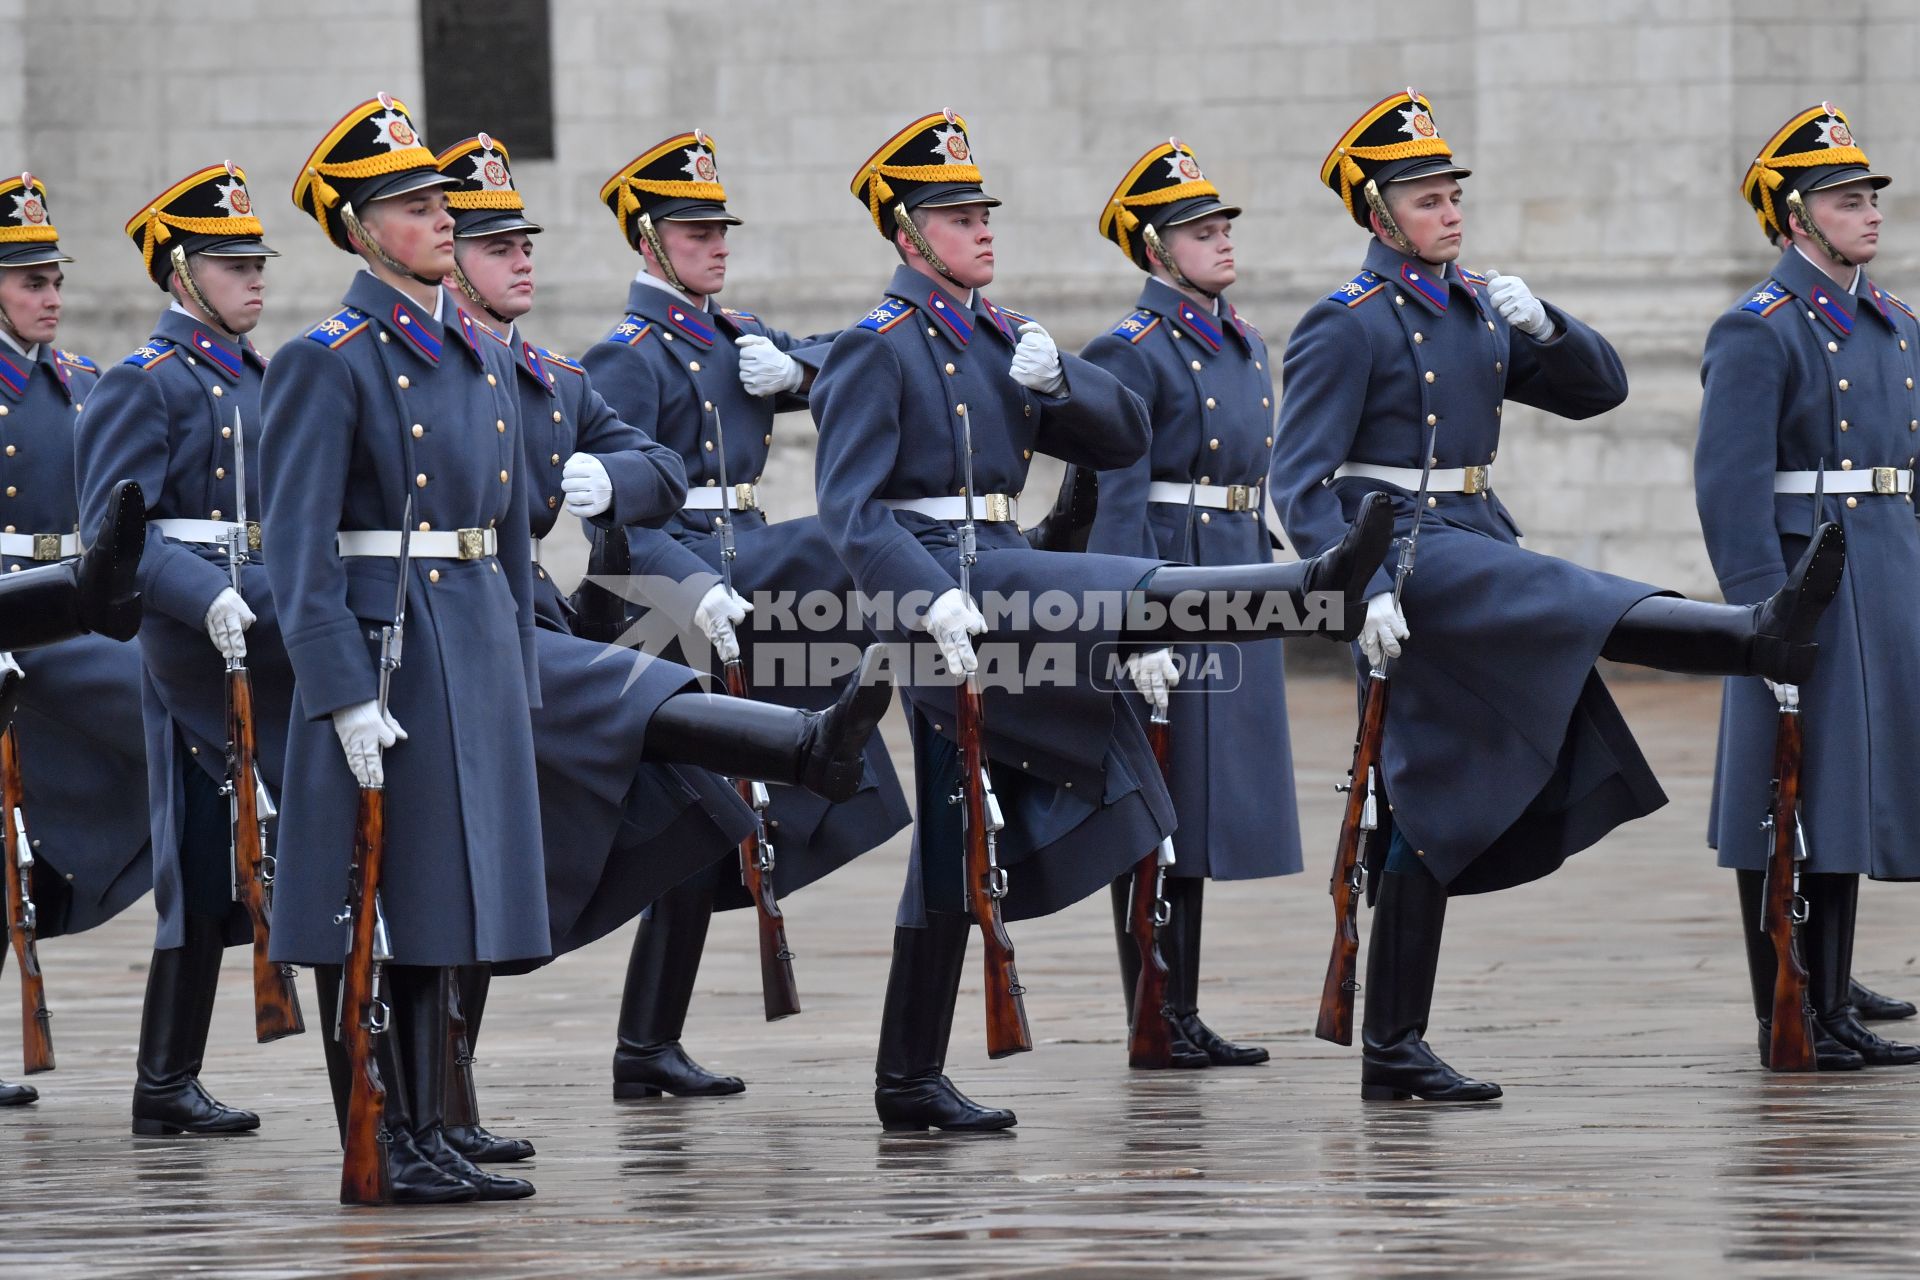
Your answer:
[76,162,294,1137]
[430,133,892,1151]
[584,130,910,1101]
[1081,139,1293,1068]
[1270,90,1850,1102]
[1697,103,1920,1069]
[815,110,1395,1130]
[0,174,150,1108]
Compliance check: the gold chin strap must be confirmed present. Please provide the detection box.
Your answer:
[891,201,956,284]
[167,243,238,337]
[447,259,512,326]
[1363,178,1415,257]
[1141,222,1206,297]
[635,211,687,294]
[340,200,445,287]
[1785,188,1853,267]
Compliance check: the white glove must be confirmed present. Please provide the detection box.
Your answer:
[1481,268,1554,339]
[561,453,614,518]
[1766,680,1800,709]
[735,334,804,396]
[331,699,407,789]
[694,582,751,664]
[1358,592,1410,668]
[923,586,987,676]
[1009,321,1066,394]
[1127,648,1180,714]
[204,587,256,662]
[0,652,21,681]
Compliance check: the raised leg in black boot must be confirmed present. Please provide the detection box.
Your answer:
[390,966,532,1201]
[130,917,259,1136]
[1360,859,1501,1102]
[1162,878,1264,1066]
[874,913,1016,1132]
[1733,870,1859,1071]
[444,966,534,1162]
[613,875,742,1099]
[1805,875,1920,1066]
[1109,879,1206,1069]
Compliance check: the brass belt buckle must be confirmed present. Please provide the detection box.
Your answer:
[1225,484,1256,513]
[983,493,1013,523]
[31,533,62,562]
[733,482,758,512]
[1874,466,1899,495]
[1462,465,1491,495]
[456,528,487,561]
[245,521,263,552]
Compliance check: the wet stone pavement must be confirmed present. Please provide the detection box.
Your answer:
[5,673,1920,1278]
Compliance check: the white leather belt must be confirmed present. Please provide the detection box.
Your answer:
[1774,467,1913,495]
[336,528,497,560]
[682,483,758,512]
[0,531,78,561]
[882,494,1020,523]
[154,517,262,551]
[1147,480,1263,512]
[1333,461,1493,495]
[530,536,543,565]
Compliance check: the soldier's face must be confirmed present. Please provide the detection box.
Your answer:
[1797,182,1882,266]
[652,221,729,297]
[0,265,62,344]
[179,255,266,335]
[1160,214,1236,293]
[457,233,536,320]
[361,189,456,281]
[908,204,995,290]
[1382,177,1464,264]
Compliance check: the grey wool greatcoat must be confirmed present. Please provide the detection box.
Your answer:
[813,264,1176,926]
[583,278,909,910]
[76,308,297,948]
[1698,247,1920,878]
[0,338,151,937]
[482,313,754,957]
[259,272,548,968]
[1083,276,1303,881]
[1269,239,1667,895]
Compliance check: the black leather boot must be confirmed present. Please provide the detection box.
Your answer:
[313,964,352,1143]
[642,643,892,803]
[1163,878,1265,1066]
[1023,465,1099,553]
[613,878,742,1099]
[1360,866,1501,1102]
[1601,523,1845,684]
[0,1079,36,1106]
[443,965,534,1163]
[357,966,478,1206]
[0,478,145,650]
[874,913,1016,1132]
[1806,875,1920,1066]
[1130,492,1393,644]
[1109,879,1207,1069]
[1851,979,1917,1022]
[1735,870,1860,1071]
[391,966,532,1201]
[131,917,260,1136]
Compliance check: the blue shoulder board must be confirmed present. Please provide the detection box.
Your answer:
[607,315,652,346]
[857,297,914,333]
[122,337,176,370]
[538,346,585,374]
[56,349,98,372]
[997,304,1034,327]
[1111,309,1160,344]
[1884,289,1916,321]
[1740,280,1791,318]
[719,307,759,323]
[1330,271,1384,308]
[305,307,369,349]
[1457,267,1489,287]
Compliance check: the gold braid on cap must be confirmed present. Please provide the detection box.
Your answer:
[1747,141,1872,239]
[1329,136,1452,217]
[448,186,523,212]
[301,149,430,222]
[1107,177,1216,267]
[134,207,264,279]
[863,160,983,234]
[609,175,726,230]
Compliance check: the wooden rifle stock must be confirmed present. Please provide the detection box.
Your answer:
[227,667,303,1042]
[724,659,802,1021]
[1761,707,1817,1072]
[340,785,392,1206]
[956,678,1032,1058]
[0,724,52,1074]
[1126,716,1175,1068]
[1316,670,1390,1046]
